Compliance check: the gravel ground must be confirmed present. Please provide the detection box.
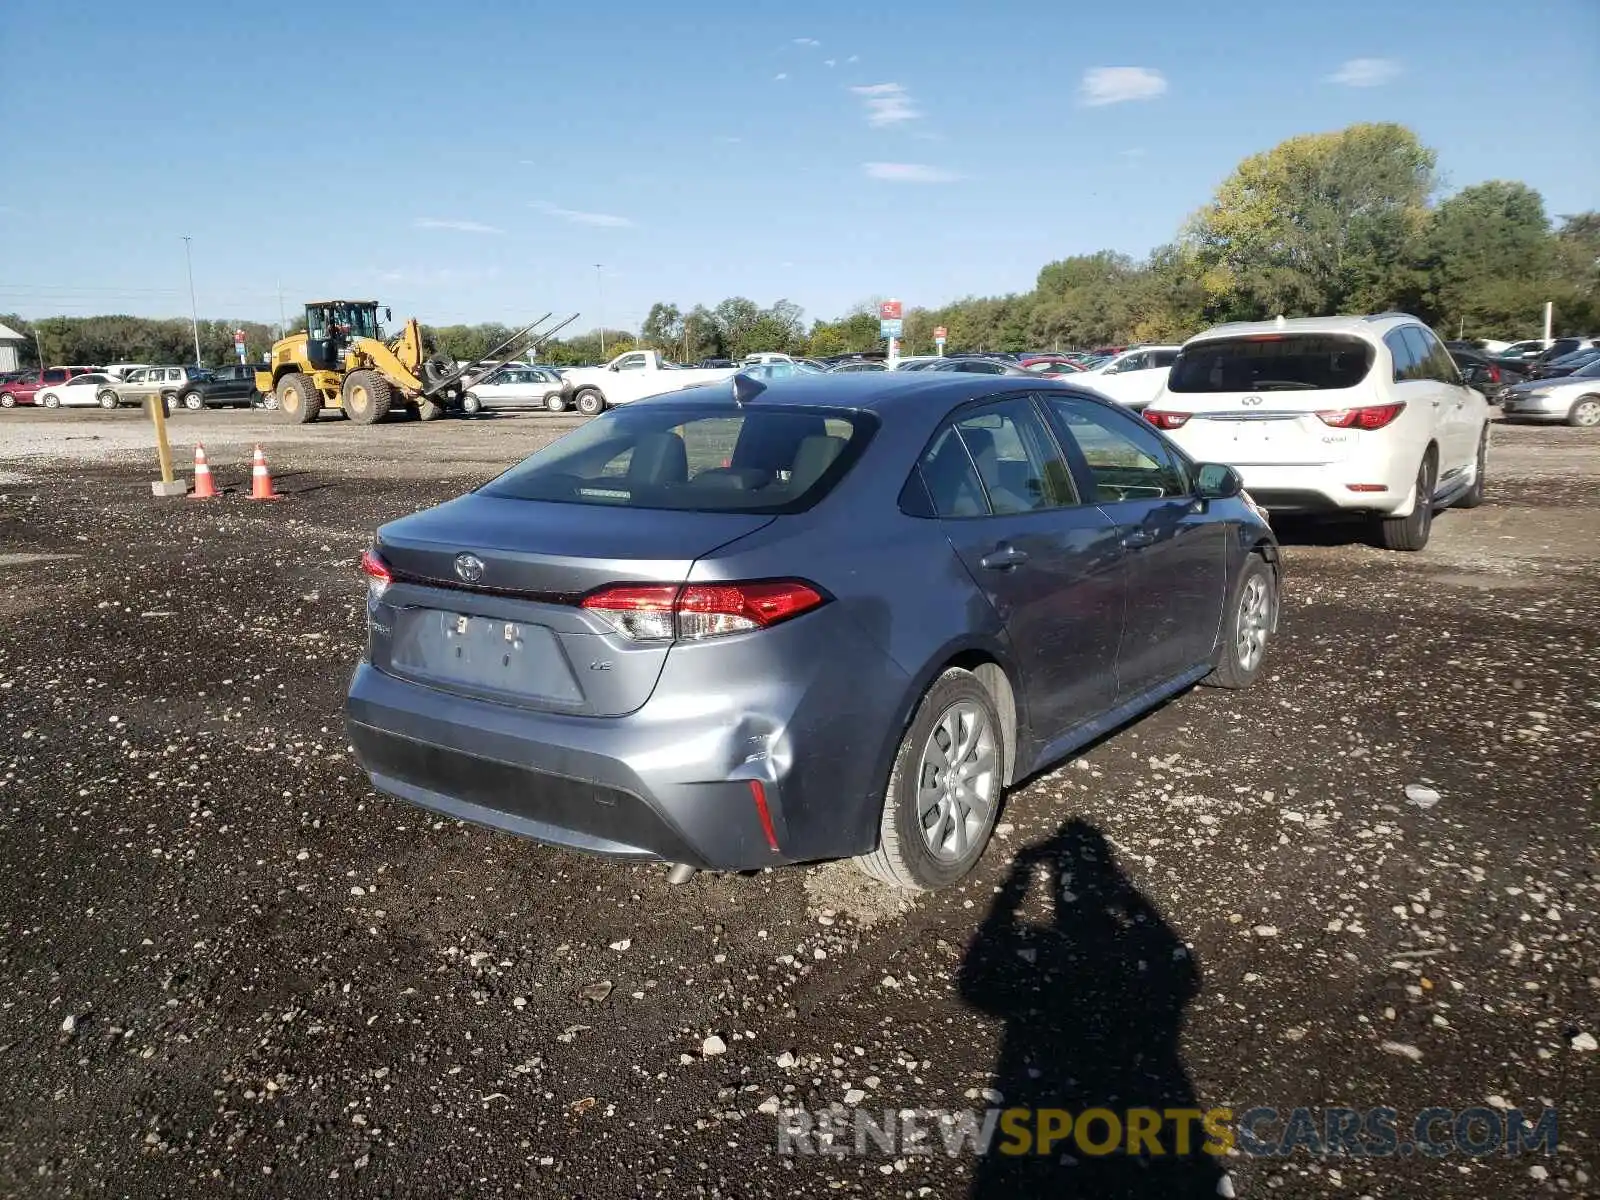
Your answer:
[0,409,1595,1199]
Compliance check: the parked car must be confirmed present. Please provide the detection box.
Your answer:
[95,366,207,410]
[102,362,153,381]
[1527,344,1600,379]
[346,373,1279,890]
[828,360,889,373]
[1074,345,1182,410]
[926,357,1035,376]
[35,372,119,408]
[1448,347,1526,400]
[461,365,569,415]
[893,356,944,372]
[1497,358,1600,427]
[696,358,735,369]
[1020,355,1084,371]
[1145,313,1490,551]
[174,364,265,410]
[1026,361,1088,378]
[559,350,740,416]
[0,366,95,408]
[1498,339,1552,362]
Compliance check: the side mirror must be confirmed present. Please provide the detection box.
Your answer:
[608,363,620,372]
[384,307,392,322]
[1195,462,1244,501]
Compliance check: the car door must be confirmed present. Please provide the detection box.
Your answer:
[920,395,1126,741]
[1398,326,1467,472]
[1415,328,1481,471]
[1041,392,1230,701]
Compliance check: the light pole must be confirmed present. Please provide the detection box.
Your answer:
[595,264,605,357]
[181,236,202,365]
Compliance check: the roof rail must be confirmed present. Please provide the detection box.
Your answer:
[1362,311,1414,323]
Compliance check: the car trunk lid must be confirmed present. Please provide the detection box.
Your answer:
[369,493,773,716]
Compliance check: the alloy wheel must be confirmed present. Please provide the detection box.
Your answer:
[1236,575,1271,671]
[916,702,999,862]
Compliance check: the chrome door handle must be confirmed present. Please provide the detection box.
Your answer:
[980,544,1029,570]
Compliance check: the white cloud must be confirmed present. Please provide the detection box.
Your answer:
[793,37,820,47]
[413,217,503,234]
[850,82,920,127]
[1326,57,1401,87]
[1117,147,1146,159]
[716,135,743,144]
[774,72,788,81]
[1078,66,1168,107]
[823,58,836,68]
[863,162,961,184]
[531,202,634,229]
[846,54,858,63]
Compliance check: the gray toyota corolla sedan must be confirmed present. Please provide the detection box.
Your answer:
[346,372,1279,890]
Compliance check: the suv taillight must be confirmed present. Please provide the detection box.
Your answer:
[1315,402,1405,431]
[581,580,827,642]
[360,549,392,597]
[1144,410,1189,430]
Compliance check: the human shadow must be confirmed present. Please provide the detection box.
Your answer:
[958,819,1223,1199]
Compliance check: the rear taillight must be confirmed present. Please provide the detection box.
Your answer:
[1315,402,1405,431]
[1144,410,1189,430]
[1487,365,1501,384]
[580,580,827,642]
[360,548,392,597]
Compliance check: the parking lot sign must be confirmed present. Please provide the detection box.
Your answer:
[879,317,903,339]
[934,324,947,353]
[878,300,903,321]
[234,329,247,362]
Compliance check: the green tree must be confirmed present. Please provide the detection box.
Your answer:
[1420,182,1553,336]
[641,302,683,350]
[1188,123,1436,319]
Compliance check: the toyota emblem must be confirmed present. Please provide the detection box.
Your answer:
[454,553,485,584]
[1241,395,1263,406]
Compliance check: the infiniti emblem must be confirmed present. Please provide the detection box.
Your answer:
[454,553,485,584]
[1241,394,1263,406]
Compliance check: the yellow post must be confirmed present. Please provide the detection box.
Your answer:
[147,392,186,496]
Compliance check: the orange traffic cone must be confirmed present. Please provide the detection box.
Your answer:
[248,445,281,501]
[191,443,218,499]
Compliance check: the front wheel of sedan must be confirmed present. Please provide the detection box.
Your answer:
[855,668,1005,891]
[1202,554,1276,690]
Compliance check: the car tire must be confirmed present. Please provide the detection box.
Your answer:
[1456,428,1489,509]
[276,373,322,424]
[0,393,15,409]
[98,391,119,409]
[545,393,567,413]
[1374,451,1436,552]
[575,389,606,417]
[1567,394,1600,428]
[1201,554,1276,690]
[342,369,394,425]
[42,394,60,409]
[460,392,482,416]
[854,668,1005,891]
[181,390,206,411]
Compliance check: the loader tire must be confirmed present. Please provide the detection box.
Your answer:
[417,397,446,422]
[276,374,322,424]
[342,369,393,425]
[420,355,456,390]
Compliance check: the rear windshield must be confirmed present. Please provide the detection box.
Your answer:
[1167,334,1375,392]
[480,404,873,513]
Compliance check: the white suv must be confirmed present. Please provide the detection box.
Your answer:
[1143,314,1490,551]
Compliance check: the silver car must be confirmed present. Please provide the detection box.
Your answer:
[346,373,1280,889]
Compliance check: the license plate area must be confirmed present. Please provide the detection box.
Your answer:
[390,609,584,705]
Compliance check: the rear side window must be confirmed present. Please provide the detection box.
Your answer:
[480,404,872,513]
[1042,395,1190,501]
[1168,335,1375,392]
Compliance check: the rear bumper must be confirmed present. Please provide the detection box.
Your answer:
[345,605,912,871]
[1231,462,1414,515]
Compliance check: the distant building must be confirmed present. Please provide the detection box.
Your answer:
[0,322,23,373]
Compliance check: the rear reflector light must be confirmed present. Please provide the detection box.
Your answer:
[749,780,780,853]
[1316,402,1405,430]
[1144,410,1190,430]
[360,549,392,597]
[1345,484,1388,493]
[580,580,827,642]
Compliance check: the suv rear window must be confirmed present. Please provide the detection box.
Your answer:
[1167,335,1375,392]
[481,404,873,513]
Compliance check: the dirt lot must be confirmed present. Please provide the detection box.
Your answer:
[0,407,1595,1199]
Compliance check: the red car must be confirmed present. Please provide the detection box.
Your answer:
[1019,354,1085,370]
[0,367,94,408]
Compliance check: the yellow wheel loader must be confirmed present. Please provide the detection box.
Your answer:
[255,302,576,426]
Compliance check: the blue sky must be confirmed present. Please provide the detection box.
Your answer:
[2,0,1596,335]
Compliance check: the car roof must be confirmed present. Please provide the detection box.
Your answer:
[632,370,1087,415]
[1186,313,1425,344]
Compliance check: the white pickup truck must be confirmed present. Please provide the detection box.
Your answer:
[560,350,739,416]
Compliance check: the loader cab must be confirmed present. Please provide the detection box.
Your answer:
[304,300,383,370]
